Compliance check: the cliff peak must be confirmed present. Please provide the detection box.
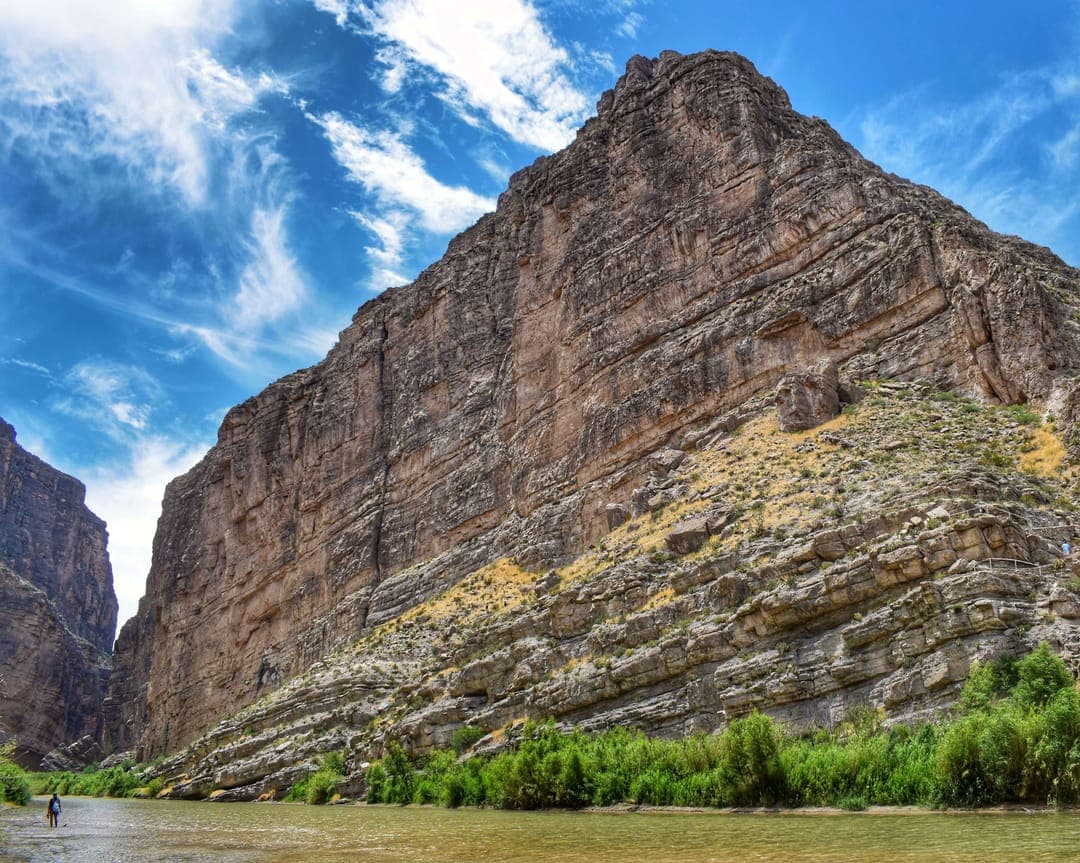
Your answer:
[595,49,794,125]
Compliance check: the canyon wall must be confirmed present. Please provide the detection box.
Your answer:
[0,418,116,767]
[107,50,1080,760]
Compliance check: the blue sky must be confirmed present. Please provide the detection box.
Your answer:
[1,0,1078,633]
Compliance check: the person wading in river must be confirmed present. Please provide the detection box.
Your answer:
[46,793,61,828]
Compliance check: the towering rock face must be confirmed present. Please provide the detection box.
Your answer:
[0,418,116,767]
[108,50,1080,760]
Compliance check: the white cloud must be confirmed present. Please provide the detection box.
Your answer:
[350,209,405,265]
[82,434,210,630]
[315,110,494,292]
[1,357,52,377]
[617,12,644,39]
[233,205,309,332]
[0,0,279,207]
[316,111,495,232]
[349,208,412,290]
[167,201,344,369]
[375,45,411,94]
[181,49,288,134]
[109,402,150,431]
[1050,123,1080,169]
[856,66,1080,266]
[478,156,512,185]
[333,0,592,152]
[34,357,211,630]
[1053,73,1080,98]
[55,360,164,441]
[312,0,352,28]
[4,401,209,635]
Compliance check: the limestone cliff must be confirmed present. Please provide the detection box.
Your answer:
[108,50,1080,767]
[0,418,116,767]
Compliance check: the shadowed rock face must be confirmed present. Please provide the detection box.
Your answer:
[106,50,1080,760]
[0,418,116,767]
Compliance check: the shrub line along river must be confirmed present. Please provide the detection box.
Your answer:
[2,796,1079,863]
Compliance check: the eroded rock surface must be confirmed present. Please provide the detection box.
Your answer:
[776,362,841,431]
[107,49,1080,762]
[147,384,1080,799]
[0,419,115,767]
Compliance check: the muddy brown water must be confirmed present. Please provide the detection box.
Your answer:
[2,796,1079,862]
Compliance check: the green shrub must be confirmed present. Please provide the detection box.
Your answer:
[451,725,486,755]
[0,768,30,806]
[365,763,387,803]
[838,793,868,811]
[717,712,785,806]
[1006,403,1042,425]
[1022,687,1080,804]
[630,766,676,805]
[880,725,938,804]
[1012,643,1073,710]
[441,758,485,808]
[31,763,143,798]
[934,708,1027,807]
[285,776,309,802]
[384,742,415,804]
[0,741,30,806]
[960,655,1018,714]
[320,751,347,775]
[304,769,341,805]
[287,752,345,804]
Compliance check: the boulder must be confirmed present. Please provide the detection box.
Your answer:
[776,362,841,432]
[666,518,711,555]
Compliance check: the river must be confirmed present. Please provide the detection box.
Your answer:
[2,797,1078,862]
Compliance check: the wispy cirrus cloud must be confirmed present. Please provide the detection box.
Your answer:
[0,357,52,378]
[1,194,326,375]
[315,112,495,232]
[0,0,272,207]
[53,360,164,441]
[234,205,310,334]
[857,65,1080,266]
[178,201,341,368]
[313,110,496,291]
[0,1,331,380]
[311,0,352,29]
[348,209,411,290]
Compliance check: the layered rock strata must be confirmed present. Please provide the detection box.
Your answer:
[0,419,116,766]
[108,49,1080,760]
[149,384,1080,800]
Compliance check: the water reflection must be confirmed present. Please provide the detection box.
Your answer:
[1,796,1077,863]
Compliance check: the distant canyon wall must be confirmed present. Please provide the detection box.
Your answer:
[0,418,116,766]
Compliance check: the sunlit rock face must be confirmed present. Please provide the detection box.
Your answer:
[0,418,116,767]
[106,50,1080,763]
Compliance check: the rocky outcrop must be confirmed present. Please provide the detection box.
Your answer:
[776,361,841,431]
[107,49,1080,761]
[0,419,116,767]
[40,734,105,773]
[144,383,1080,799]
